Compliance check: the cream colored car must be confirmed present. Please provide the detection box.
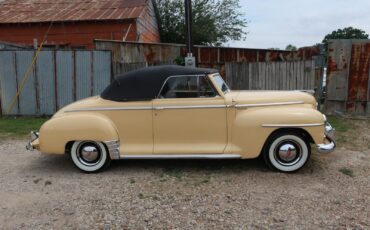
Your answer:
[27,65,335,173]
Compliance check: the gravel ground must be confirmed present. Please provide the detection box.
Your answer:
[0,139,369,229]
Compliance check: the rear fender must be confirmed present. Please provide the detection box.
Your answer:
[39,113,118,155]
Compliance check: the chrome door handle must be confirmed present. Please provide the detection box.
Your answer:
[154,107,164,110]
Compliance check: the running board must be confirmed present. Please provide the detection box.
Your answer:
[120,154,241,159]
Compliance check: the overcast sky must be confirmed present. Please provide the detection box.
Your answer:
[229,0,370,49]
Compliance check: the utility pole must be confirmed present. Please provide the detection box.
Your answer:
[184,0,195,67]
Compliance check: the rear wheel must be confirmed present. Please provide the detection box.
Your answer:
[70,141,110,173]
[263,132,310,172]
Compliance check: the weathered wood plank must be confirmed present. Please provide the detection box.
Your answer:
[224,60,316,91]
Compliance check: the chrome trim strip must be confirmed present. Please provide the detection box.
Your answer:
[154,105,226,110]
[104,140,120,160]
[65,105,227,112]
[235,101,304,108]
[262,123,324,127]
[120,154,241,159]
[65,106,152,112]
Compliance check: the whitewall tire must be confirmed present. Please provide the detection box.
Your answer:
[70,141,110,172]
[263,133,310,172]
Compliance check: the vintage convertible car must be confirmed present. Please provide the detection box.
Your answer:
[27,65,335,173]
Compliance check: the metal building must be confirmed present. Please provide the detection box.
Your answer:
[0,0,160,49]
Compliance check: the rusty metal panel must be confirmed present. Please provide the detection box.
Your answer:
[347,42,370,102]
[15,51,37,115]
[0,51,18,115]
[325,39,370,116]
[0,0,146,23]
[120,43,181,64]
[75,51,92,100]
[92,51,111,95]
[326,40,352,101]
[345,41,370,116]
[56,51,74,109]
[36,50,55,115]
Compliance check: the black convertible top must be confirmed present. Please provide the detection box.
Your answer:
[101,65,218,101]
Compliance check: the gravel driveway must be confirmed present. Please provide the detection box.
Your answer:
[0,139,369,229]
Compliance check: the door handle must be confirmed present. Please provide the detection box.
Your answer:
[154,107,164,110]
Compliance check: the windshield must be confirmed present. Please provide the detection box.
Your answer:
[213,74,230,94]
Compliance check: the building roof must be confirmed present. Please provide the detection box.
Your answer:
[101,65,217,101]
[0,0,147,24]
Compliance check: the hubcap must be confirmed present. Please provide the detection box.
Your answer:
[274,140,302,166]
[77,142,102,166]
[81,146,99,162]
[278,144,297,162]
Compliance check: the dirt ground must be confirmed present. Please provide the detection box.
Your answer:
[0,121,369,229]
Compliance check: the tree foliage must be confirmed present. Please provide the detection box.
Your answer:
[156,0,247,45]
[322,27,369,50]
[285,44,297,51]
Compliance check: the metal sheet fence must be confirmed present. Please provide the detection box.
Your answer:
[326,39,370,116]
[0,50,112,115]
[225,61,315,91]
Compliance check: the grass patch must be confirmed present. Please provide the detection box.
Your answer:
[327,116,370,151]
[327,116,349,133]
[339,167,354,177]
[0,117,48,139]
[326,116,352,147]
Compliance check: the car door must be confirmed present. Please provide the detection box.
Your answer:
[152,75,228,154]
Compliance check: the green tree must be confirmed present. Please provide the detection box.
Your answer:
[156,0,247,45]
[322,27,369,50]
[285,44,297,51]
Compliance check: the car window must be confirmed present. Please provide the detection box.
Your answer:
[213,74,230,94]
[159,75,217,98]
[199,76,217,97]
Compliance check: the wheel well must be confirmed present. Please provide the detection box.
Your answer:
[65,140,110,155]
[259,127,314,159]
[266,128,314,144]
[65,141,74,155]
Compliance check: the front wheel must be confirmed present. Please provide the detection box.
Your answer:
[263,132,311,172]
[70,141,111,173]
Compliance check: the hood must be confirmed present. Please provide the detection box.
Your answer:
[229,90,317,106]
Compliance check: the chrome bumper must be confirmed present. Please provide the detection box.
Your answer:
[317,122,336,154]
[26,131,39,151]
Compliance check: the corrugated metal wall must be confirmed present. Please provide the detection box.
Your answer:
[0,50,112,115]
[225,61,315,91]
[325,39,370,116]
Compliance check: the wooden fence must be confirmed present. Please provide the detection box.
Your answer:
[225,60,315,91]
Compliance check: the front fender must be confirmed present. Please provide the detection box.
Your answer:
[230,106,325,158]
[39,113,118,154]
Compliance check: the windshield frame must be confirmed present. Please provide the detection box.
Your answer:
[211,73,230,95]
